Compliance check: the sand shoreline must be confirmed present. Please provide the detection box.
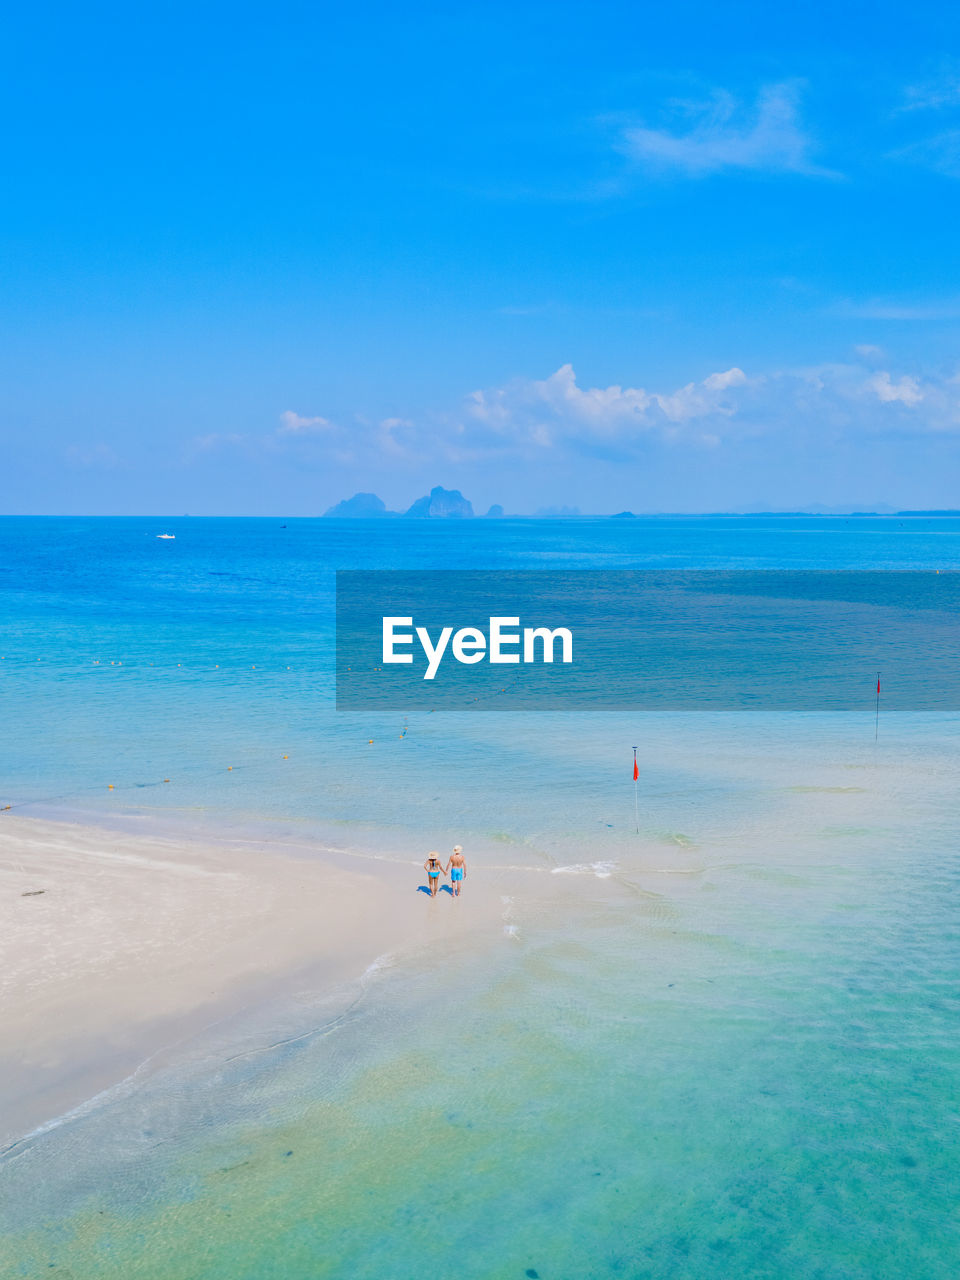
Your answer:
[0,813,500,1149]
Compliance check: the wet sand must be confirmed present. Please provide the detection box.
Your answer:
[0,814,497,1148]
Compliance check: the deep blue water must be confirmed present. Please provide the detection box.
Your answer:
[3,514,959,833]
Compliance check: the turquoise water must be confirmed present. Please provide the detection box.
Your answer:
[3,516,960,1277]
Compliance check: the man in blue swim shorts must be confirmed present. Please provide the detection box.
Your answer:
[446,845,466,897]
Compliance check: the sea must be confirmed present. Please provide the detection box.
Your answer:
[2,514,960,1279]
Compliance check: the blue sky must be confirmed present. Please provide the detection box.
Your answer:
[4,0,960,514]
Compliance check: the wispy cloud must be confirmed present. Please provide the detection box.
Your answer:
[277,410,334,435]
[891,67,960,175]
[620,82,836,179]
[891,129,960,178]
[898,70,960,113]
[496,303,558,317]
[65,442,121,468]
[836,297,960,321]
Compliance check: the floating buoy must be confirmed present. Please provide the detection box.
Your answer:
[282,755,289,759]
[163,778,170,783]
[368,739,374,744]
[108,784,114,790]
[227,766,233,771]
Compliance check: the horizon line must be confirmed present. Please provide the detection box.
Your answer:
[3,510,959,520]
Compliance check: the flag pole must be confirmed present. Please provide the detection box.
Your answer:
[633,746,639,834]
[875,672,880,742]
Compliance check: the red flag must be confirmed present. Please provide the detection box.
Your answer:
[633,755,639,781]
[877,676,881,694]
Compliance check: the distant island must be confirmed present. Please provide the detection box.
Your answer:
[404,486,474,518]
[324,485,477,519]
[535,504,581,518]
[322,492,960,519]
[324,489,598,518]
[323,492,397,518]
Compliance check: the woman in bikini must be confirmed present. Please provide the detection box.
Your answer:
[424,852,445,897]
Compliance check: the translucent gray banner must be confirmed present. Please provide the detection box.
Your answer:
[336,571,959,710]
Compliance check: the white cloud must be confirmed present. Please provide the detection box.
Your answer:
[277,410,334,435]
[703,367,747,391]
[183,357,960,482]
[531,363,654,427]
[865,371,923,405]
[468,364,650,442]
[467,363,756,449]
[460,358,960,461]
[855,344,884,358]
[656,369,748,423]
[376,416,415,457]
[621,82,835,178]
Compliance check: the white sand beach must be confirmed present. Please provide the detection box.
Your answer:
[0,815,498,1147]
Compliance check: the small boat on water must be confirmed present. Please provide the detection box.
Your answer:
[156,533,176,539]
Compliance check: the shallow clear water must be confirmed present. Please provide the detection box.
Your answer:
[2,516,960,1278]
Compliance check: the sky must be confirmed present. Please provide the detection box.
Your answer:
[3,0,960,514]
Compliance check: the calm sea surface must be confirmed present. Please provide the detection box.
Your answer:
[2,515,960,1278]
